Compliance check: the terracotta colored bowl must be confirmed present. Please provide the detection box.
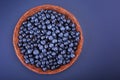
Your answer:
[13,4,84,74]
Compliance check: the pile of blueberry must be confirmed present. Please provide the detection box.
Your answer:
[18,9,80,71]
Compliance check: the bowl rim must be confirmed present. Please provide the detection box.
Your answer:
[13,4,84,74]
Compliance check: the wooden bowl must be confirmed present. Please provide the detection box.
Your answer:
[13,4,84,74]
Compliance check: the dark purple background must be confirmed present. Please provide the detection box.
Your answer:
[0,0,120,80]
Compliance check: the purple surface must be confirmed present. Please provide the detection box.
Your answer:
[0,0,120,80]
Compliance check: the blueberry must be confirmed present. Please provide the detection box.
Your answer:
[48,10,52,13]
[46,31,51,35]
[64,32,69,37]
[42,16,46,20]
[58,33,63,37]
[57,60,63,64]
[29,35,33,38]
[27,22,32,27]
[46,14,50,18]
[21,49,26,53]
[49,43,54,48]
[33,27,37,31]
[71,26,75,30]
[25,59,30,64]
[38,44,43,50]
[18,35,23,40]
[66,59,70,63]
[52,32,56,37]
[45,20,50,24]
[19,30,23,35]
[22,21,27,25]
[69,43,74,47]
[22,38,26,42]
[22,33,26,37]
[40,40,46,45]
[48,36,53,40]
[23,43,27,47]
[39,54,43,58]
[63,18,66,22]
[33,49,39,55]
[47,25,52,29]
[31,16,35,20]
[40,36,45,40]
[63,37,68,41]
[67,19,71,24]
[58,39,62,43]
[58,54,63,59]
[38,25,42,28]
[27,39,31,42]
[42,25,46,29]
[24,55,28,59]
[75,37,80,41]
[35,18,38,23]
[27,49,33,54]
[52,39,57,43]
[61,15,65,19]
[76,32,80,36]
[47,55,52,59]
[74,42,78,46]
[36,63,40,67]
[29,54,33,58]
[47,52,50,55]
[44,44,48,49]
[59,47,63,51]
[51,52,56,56]
[55,29,60,34]
[42,49,47,53]
[61,50,66,54]
[71,23,75,27]
[35,55,39,59]
[45,61,49,65]
[43,57,47,61]
[62,60,66,65]
[29,58,34,62]
[42,67,47,71]
[51,66,55,70]
[70,53,75,58]
[18,42,22,47]
[59,43,64,48]
[51,27,56,31]
[51,15,55,19]
[68,48,73,52]
[41,61,45,65]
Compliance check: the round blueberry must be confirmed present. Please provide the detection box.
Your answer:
[46,31,51,35]
[57,60,63,64]
[52,39,57,43]
[33,49,39,55]
[25,59,30,64]
[58,33,63,37]
[47,25,52,29]
[70,53,75,58]
[49,43,54,48]
[45,20,50,24]
[51,15,55,19]
[38,44,43,50]
[55,29,60,34]
[48,36,53,40]
[64,32,69,37]
[51,52,56,56]
[27,49,33,54]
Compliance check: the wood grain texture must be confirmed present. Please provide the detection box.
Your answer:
[13,4,84,74]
